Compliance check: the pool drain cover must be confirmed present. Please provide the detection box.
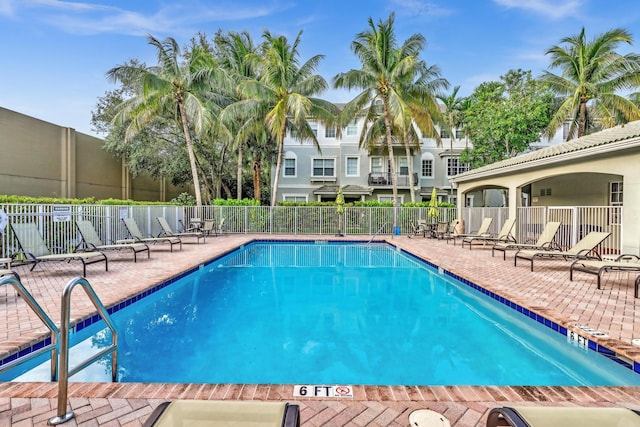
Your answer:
[409,409,451,427]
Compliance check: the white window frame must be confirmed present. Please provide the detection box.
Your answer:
[610,181,623,206]
[398,157,409,176]
[312,157,336,178]
[421,159,433,177]
[371,157,383,173]
[283,194,308,202]
[345,156,359,177]
[377,194,404,204]
[446,157,469,177]
[325,125,336,138]
[283,157,297,178]
[309,120,318,137]
[346,120,358,136]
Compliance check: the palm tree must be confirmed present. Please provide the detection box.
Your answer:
[540,27,640,139]
[215,30,262,200]
[226,30,337,206]
[437,85,466,199]
[334,13,446,214]
[107,35,221,206]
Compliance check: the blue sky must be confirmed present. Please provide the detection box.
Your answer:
[1,0,640,137]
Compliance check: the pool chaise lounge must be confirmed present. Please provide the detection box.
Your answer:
[10,222,108,276]
[570,253,640,295]
[514,231,611,271]
[120,217,182,252]
[76,220,150,262]
[0,269,19,280]
[143,400,300,427]
[461,218,516,250]
[486,406,640,427]
[446,217,493,245]
[156,216,208,243]
[492,221,561,260]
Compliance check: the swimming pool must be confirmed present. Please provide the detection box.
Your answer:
[5,241,640,386]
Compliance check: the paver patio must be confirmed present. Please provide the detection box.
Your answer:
[2,233,640,426]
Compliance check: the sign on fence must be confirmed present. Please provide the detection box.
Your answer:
[52,206,72,222]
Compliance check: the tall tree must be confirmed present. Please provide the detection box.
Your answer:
[437,85,466,198]
[334,13,446,211]
[462,69,554,168]
[106,35,221,206]
[215,30,262,200]
[541,27,640,139]
[225,30,337,206]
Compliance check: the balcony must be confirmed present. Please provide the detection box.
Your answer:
[368,173,418,187]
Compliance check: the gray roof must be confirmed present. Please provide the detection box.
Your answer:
[451,120,640,182]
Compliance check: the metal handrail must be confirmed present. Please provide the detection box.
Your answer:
[366,223,388,246]
[49,277,118,425]
[0,275,59,381]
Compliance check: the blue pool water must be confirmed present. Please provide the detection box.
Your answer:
[5,241,640,386]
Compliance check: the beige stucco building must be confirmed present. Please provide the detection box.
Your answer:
[0,107,187,201]
[451,121,640,254]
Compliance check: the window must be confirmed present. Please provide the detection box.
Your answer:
[610,181,623,205]
[313,158,335,177]
[371,157,383,173]
[309,121,318,137]
[283,195,307,202]
[325,126,336,138]
[440,129,450,139]
[455,129,464,139]
[447,157,468,176]
[398,157,408,176]
[346,157,359,176]
[421,159,433,177]
[284,158,296,177]
[346,121,358,136]
[378,195,404,204]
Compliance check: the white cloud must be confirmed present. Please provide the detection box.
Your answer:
[492,0,584,20]
[390,0,454,17]
[7,1,293,36]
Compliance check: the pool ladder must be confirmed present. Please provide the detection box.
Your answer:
[365,223,389,246]
[0,275,118,425]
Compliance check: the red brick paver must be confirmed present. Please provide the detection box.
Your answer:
[2,234,640,426]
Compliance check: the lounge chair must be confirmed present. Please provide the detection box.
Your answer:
[410,219,429,237]
[157,217,206,244]
[446,217,493,245]
[486,406,640,427]
[570,253,640,291]
[514,231,611,271]
[143,400,300,427]
[120,218,182,252]
[492,221,561,260]
[435,219,460,240]
[461,218,516,250]
[76,220,150,262]
[10,222,107,276]
[0,269,20,280]
[215,217,226,235]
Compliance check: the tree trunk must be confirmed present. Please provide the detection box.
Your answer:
[404,140,415,203]
[578,97,587,138]
[270,121,287,206]
[382,97,398,207]
[253,157,262,202]
[178,103,202,206]
[237,142,243,200]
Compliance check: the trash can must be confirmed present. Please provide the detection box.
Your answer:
[393,226,401,235]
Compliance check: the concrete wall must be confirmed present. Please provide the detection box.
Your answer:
[0,107,187,202]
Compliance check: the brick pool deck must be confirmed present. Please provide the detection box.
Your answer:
[2,233,640,426]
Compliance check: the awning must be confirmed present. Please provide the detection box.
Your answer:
[313,185,373,196]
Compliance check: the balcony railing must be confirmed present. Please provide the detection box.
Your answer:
[368,172,419,187]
